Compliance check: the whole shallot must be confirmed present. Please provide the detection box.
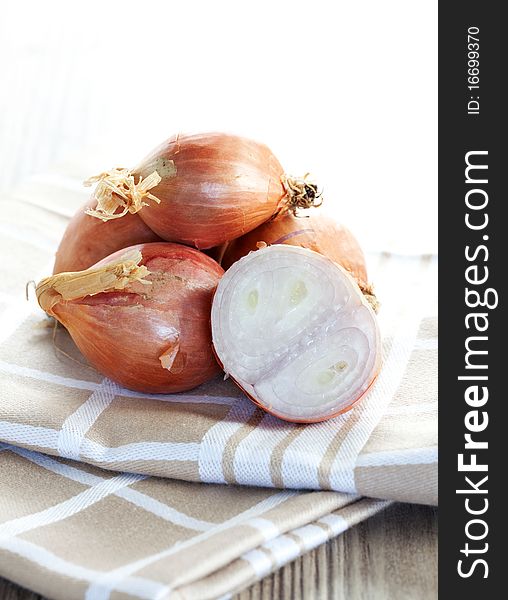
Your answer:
[85,132,321,249]
[37,243,224,393]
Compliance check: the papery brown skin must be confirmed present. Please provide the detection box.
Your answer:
[221,213,369,289]
[48,243,224,393]
[134,132,287,249]
[53,199,163,274]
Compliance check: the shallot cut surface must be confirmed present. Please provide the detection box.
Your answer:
[211,245,381,422]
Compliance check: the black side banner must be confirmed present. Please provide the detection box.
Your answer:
[439,2,505,596]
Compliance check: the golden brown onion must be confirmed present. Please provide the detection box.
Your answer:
[37,243,224,393]
[85,133,321,249]
[222,212,371,294]
[53,198,163,274]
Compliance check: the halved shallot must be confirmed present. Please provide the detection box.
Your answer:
[211,245,381,422]
[37,243,224,393]
[85,132,321,249]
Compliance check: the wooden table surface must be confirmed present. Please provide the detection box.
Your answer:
[0,503,437,600]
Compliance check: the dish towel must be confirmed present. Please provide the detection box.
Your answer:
[0,161,437,600]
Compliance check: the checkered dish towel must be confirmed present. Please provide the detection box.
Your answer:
[0,164,437,600]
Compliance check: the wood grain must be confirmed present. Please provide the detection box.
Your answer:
[0,503,437,600]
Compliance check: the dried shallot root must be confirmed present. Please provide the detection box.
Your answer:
[211,245,381,422]
[37,243,224,393]
[221,212,379,312]
[85,132,322,249]
[53,198,163,274]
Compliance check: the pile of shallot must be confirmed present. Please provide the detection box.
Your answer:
[37,132,381,422]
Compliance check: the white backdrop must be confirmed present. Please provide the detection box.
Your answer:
[0,0,437,254]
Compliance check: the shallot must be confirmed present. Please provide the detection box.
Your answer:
[211,245,381,422]
[37,243,223,393]
[53,198,162,273]
[85,133,321,249]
